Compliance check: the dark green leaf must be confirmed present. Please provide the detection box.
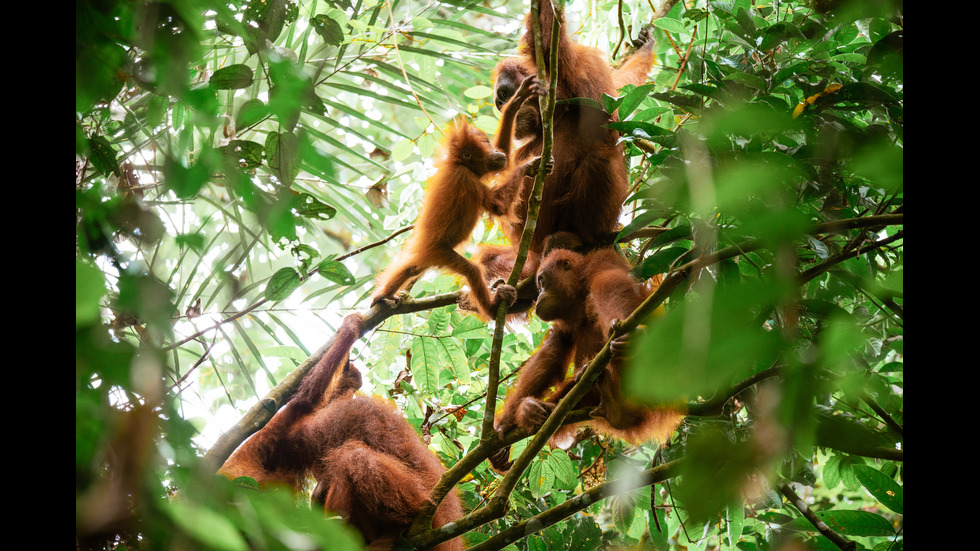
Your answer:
[784,510,895,537]
[164,155,211,199]
[605,120,673,139]
[235,99,269,130]
[241,0,296,54]
[88,135,120,176]
[852,465,903,514]
[315,260,355,285]
[220,140,265,169]
[76,42,128,112]
[617,83,655,119]
[265,131,300,186]
[209,64,254,90]
[616,209,664,242]
[652,90,703,108]
[632,246,688,279]
[759,22,805,50]
[294,193,337,221]
[648,224,692,248]
[264,267,303,301]
[312,14,345,46]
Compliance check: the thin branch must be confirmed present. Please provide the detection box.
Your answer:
[202,290,461,470]
[611,0,626,59]
[385,1,443,137]
[409,3,564,545]
[164,224,415,352]
[482,0,560,440]
[860,392,903,437]
[686,365,783,416]
[778,482,857,551]
[798,230,904,285]
[468,459,685,551]
[334,224,414,262]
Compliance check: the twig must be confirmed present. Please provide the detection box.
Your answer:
[163,224,415,352]
[860,392,904,437]
[778,482,857,551]
[408,1,562,546]
[385,1,443,137]
[482,0,560,439]
[611,0,626,59]
[468,459,685,551]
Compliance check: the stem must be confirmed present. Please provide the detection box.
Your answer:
[779,483,857,551]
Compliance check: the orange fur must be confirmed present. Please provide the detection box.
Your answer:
[217,314,463,551]
[371,77,546,320]
[612,31,656,91]
[475,0,657,285]
[491,246,682,470]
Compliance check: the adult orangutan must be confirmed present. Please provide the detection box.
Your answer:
[218,314,463,551]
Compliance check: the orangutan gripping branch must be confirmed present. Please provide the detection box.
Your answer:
[491,243,682,471]
[218,314,464,551]
[371,76,548,320]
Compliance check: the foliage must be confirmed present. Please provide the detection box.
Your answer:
[76,0,903,550]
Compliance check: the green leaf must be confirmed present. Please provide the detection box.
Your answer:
[164,501,249,551]
[411,337,441,396]
[88,135,120,176]
[723,71,767,91]
[264,267,303,301]
[852,465,903,514]
[295,193,337,221]
[315,260,355,285]
[235,99,269,130]
[616,209,663,242]
[312,14,345,46]
[391,139,415,162]
[76,260,106,326]
[451,316,491,340]
[164,154,212,199]
[649,224,692,248]
[617,83,655,119]
[822,454,842,490]
[230,475,260,490]
[653,17,688,34]
[209,64,254,90]
[220,140,265,169]
[265,131,300,186]
[549,450,577,488]
[76,41,128,112]
[632,246,688,279]
[529,458,555,499]
[784,510,895,537]
[626,279,787,402]
[438,337,470,384]
[241,0,294,54]
[606,120,672,139]
[727,500,745,544]
[464,85,493,99]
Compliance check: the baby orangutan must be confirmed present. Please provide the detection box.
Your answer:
[371,76,550,320]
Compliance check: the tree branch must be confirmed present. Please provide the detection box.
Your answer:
[202,290,461,470]
[468,458,685,551]
[778,482,857,551]
[410,2,563,545]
